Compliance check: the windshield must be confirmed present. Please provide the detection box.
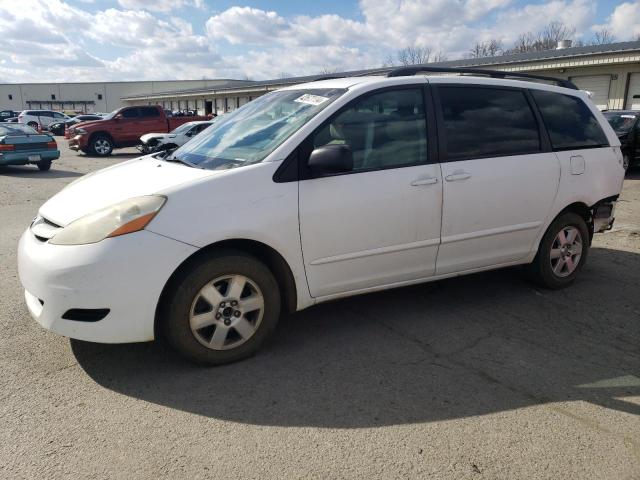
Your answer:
[604,112,638,133]
[171,88,345,170]
[0,124,37,135]
[102,109,120,120]
[170,122,197,135]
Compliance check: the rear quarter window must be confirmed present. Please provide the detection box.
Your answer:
[437,86,541,160]
[531,90,609,151]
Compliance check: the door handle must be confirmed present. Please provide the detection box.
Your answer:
[411,177,439,186]
[445,171,471,182]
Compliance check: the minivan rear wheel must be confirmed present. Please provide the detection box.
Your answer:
[527,212,589,289]
[161,250,281,365]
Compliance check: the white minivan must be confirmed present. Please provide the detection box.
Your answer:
[18,69,625,365]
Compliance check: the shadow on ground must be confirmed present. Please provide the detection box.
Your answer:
[0,165,83,178]
[72,247,640,428]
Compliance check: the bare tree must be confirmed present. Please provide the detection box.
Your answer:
[468,39,503,58]
[382,53,395,67]
[505,21,577,54]
[277,72,293,79]
[431,51,448,63]
[397,46,432,66]
[591,28,615,45]
[317,67,339,75]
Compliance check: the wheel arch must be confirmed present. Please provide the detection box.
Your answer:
[154,238,298,339]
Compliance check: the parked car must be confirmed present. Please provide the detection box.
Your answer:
[0,110,17,122]
[67,105,207,156]
[0,123,59,171]
[48,115,104,136]
[18,72,624,365]
[138,120,214,153]
[5,117,18,123]
[18,110,71,129]
[603,110,639,171]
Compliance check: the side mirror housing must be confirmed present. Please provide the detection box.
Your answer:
[114,113,123,120]
[308,144,353,175]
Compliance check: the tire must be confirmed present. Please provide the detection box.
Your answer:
[89,134,113,156]
[527,212,590,289]
[37,161,51,171]
[622,154,630,173]
[160,249,281,365]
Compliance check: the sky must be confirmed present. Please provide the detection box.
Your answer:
[0,0,638,83]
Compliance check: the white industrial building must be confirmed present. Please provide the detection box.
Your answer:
[0,79,252,113]
[122,40,640,114]
[2,40,640,115]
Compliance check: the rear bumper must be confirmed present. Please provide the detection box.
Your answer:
[0,150,60,165]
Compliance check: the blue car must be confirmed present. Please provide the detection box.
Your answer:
[0,123,60,171]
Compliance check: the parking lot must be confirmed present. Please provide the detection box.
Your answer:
[0,144,639,479]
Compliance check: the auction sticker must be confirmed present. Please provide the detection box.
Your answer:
[294,94,329,106]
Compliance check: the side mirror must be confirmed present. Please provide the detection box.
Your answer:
[114,113,123,120]
[308,144,353,175]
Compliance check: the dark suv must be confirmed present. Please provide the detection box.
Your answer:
[603,110,639,171]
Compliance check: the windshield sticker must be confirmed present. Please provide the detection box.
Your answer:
[294,94,330,106]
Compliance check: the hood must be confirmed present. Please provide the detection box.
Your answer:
[39,156,216,226]
[140,133,174,142]
[72,119,105,130]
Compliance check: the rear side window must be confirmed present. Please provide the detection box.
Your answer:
[438,86,541,160]
[531,90,609,150]
[138,107,160,117]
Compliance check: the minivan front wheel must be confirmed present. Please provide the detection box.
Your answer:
[528,212,589,289]
[161,250,281,365]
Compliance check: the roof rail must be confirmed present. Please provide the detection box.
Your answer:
[385,66,578,90]
[312,75,347,82]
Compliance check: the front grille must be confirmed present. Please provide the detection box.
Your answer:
[14,142,48,151]
[31,215,62,242]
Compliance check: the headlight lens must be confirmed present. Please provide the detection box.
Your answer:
[50,195,166,245]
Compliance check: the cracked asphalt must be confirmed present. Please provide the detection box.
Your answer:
[1,146,639,479]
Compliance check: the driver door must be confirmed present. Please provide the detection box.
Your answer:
[298,87,442,298]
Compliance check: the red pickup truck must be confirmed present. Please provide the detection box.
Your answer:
[67,105,207,156]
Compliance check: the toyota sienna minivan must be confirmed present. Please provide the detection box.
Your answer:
[18,68,625,365]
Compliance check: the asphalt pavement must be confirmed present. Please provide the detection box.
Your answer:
[0,145,639,479]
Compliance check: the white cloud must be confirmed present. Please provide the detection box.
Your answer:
[592,2,640,39]
[117,0,204,13]
[0,0,636,83]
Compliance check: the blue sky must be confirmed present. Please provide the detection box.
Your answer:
[0,0,638,82]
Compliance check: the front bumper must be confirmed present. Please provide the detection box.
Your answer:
[68,135,88,151]
[0,150,60,165]
[18,228,197,343]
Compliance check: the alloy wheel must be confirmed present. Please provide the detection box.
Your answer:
[94,139,111,155]
[550,226,583,278]
[189,274,264,350]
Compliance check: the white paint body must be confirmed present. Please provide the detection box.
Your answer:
[17,76,625,343]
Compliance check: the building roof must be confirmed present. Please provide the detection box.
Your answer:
[122,40,640,101]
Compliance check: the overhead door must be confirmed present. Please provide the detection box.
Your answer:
[626,73,640,109]
[570,75,611,110]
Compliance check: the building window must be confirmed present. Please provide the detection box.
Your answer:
[8,94,12,100]
[97,94,103,100]
[51,94,56,100]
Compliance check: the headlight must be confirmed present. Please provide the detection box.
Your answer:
[50,195,166,245]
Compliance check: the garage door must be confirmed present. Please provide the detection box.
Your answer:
[626,73,640,110]
[570,75,611,110]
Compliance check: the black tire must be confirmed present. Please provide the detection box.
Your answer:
[527,212,590,289]
[37,161,51,171]
[89,134,113,156]
[623,154,630,173]
[160,249,281,365]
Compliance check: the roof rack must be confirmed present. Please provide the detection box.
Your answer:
[385,66,578,90]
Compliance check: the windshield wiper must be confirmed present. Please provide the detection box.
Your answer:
[164,153,199,168]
